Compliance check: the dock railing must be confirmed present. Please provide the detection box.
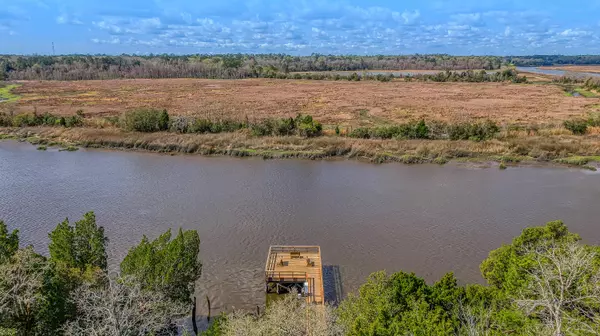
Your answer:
[265,270,308,281]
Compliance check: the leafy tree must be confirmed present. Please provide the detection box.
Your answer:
[48,219,75,268]
[480,220,580,292]
[36,265,78,336]
[338,271,463,336]
[459,284,533,334]
[48,211,108,272]
[159,109,170,131]
[296,114,323,138]
[44,212,108,335]
[120,228,201,304]
[0,221,18,264]
[414,119,430,139]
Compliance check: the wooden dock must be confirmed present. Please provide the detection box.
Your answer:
[265,246,324,305]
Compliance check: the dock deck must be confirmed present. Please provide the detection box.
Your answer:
[265,246,324,305]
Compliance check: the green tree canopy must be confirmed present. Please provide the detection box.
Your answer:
[480,220,581,291]
[48,212,108,272]
[338,271,463,336]
[120,228,201,304]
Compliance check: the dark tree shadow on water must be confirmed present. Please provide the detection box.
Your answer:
[323,265,343,305]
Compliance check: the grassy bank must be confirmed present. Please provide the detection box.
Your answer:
[2,126,600,169]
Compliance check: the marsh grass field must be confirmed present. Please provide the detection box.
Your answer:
[1,75,600,167]
[3,77,599,125]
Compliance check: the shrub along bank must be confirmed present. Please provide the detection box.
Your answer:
[1,108,504,141]
[2,108,600,168]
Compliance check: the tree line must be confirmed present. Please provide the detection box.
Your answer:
[2,54,599,81]
[257,69,527,83]
[0,54,504,81]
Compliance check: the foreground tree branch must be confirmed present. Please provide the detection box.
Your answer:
[64,274,188,336]
[516,242,600,335]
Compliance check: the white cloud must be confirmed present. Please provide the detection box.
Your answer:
[398,10,420,24]
[451,13,481,23]
[91,37,121,44]
[559,28,591,37]
[56,13,83,25]
[58,0,599,54]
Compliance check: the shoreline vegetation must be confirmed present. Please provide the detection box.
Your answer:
[2,119,600,170]
[2,90,600,169]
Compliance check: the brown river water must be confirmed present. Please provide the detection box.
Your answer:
[1,140,600,316]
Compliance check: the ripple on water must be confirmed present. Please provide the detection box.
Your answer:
[1,140,600,314]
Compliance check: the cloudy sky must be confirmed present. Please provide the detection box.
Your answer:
[1,0,599,55]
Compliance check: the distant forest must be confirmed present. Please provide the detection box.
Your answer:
[507,55,600,66]
[1,54,599,81]
[0,54,503,80]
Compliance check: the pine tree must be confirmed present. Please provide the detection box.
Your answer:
[158,109,169,131]
[120,228,201,304]
[48,212,107,272]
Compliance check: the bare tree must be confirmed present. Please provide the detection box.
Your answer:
[221,293,345,336]
[456,299,493,336]
[64,274,188,336]
[516,242,600,336]
[0,247,47,332]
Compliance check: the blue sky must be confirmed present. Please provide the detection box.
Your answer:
[1,0,600,55]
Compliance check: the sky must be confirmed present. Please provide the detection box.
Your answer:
[1,0,600,55]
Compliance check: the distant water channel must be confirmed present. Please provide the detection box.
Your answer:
[1,140,600,315]
[517,66,600,78]
[300,67,600,78]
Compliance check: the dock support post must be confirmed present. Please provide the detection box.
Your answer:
[192,296,198,335]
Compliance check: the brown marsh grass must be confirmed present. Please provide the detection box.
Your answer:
[4,126,600,166]
[6,79,598,127]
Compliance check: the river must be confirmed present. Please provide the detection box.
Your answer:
[1,140,600,315]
